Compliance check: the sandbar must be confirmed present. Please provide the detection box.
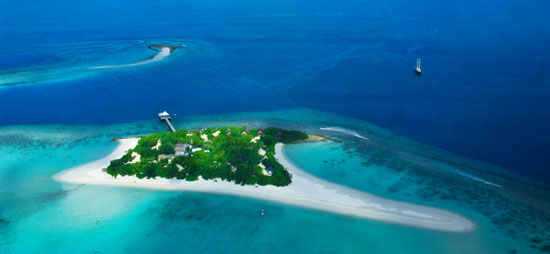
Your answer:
[53,138,475,232]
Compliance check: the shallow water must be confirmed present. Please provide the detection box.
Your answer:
[1,110,549,253]
[0,39,207,86]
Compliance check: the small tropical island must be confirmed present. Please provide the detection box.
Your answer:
[106,126,308,186]
[54,125,475,232]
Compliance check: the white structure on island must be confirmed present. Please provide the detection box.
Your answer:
[158,111,176,132]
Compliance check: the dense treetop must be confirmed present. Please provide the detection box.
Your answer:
[106,126,308,186]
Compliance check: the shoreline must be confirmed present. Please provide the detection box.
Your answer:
[148,45,180,52]
[53,138,476,232]
[90,47,172,70]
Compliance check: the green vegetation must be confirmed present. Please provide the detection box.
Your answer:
[106,126,308,186]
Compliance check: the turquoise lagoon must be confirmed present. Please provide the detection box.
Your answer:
[1,109,549,253]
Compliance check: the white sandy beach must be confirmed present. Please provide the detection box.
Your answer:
[90,47,171,69]
[53,138,475,232]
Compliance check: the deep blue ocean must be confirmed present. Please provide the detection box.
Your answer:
[1,0,550,253]
[1,0,549,183]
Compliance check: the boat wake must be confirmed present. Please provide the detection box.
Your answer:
[320,127,369,140]
[90,47,172,69]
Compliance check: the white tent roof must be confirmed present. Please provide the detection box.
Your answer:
[158,111,170,117]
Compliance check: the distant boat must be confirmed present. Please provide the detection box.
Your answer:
[260,209,265,216]
[414,58,422,74]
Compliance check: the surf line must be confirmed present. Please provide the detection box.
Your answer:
[320,127,369,140]
[421,158,503,188]
[448,168,502,188]
[90,47,172,70]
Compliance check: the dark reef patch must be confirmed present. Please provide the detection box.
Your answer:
[333,134,550,252]
[0,217,9,226]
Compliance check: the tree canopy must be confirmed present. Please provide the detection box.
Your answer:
[106,126,308,187]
